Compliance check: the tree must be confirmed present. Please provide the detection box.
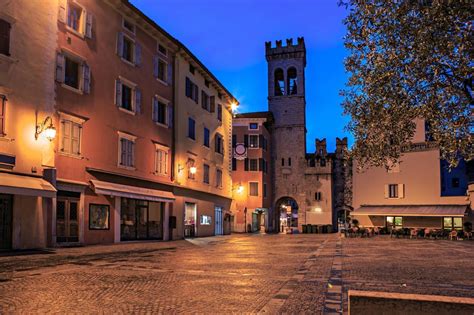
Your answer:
[340,0,473,168]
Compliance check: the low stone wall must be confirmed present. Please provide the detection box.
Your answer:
[349,290,474,315]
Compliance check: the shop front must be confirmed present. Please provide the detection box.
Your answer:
[90,179,175,242]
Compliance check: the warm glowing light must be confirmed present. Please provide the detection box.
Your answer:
[237,185,244,194]
[43,126,56,141]
[189,166,197,174]
[314,207,322,213]
[230,102,238,112]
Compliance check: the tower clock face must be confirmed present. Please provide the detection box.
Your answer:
[234,143,247,159]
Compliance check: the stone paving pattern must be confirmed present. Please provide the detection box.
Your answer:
[0,234,472,314]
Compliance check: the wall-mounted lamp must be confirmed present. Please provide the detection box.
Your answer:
[234,183,244,194]
[35,116,56,141]
[189,166,197,175]
[230,101,238,113]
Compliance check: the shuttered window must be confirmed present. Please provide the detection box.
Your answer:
[155,149,168,176]
[188,117,196,140]
[203,164,210,184]
[185,77,199,103]
[249,182,259,196]
[152,97,167,125]
[60,119,82,156]
[0,95,6,136]
[119,138,135,167]
[216,169,223,188]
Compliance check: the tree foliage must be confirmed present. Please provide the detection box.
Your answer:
[340,0,473,168]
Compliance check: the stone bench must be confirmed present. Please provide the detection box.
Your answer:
[349,290,474,315]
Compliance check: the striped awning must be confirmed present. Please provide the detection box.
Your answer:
[353,204,469,217]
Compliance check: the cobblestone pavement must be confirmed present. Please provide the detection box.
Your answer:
[0,234,472,314]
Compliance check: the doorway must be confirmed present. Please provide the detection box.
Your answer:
[184,202,197,238]
[275,197,299,233]
[215,207,223,236]
[0,194,13,249]
[57,197,80,243]
[120,198,164,241]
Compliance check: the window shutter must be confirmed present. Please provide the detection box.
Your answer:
[185,77,191,97]
[244,158,249,171]
[85,13,93,39]
[194,85,199,104]
[115,79,122,107]
[384,184,389,199]
[135,43,142,66]
[153,55,159,78]
[232,135,236,148]
[82,63,91,94]
[58,0,67,23]
[259,158,264,172]
[259,135,264,148]
[71,124,81,155]
[201,91,206,110]
[116,32,124,57]
[167,104,173,129]
[152,96,158,122]
[244,135,249,147]
[135,88,142,114]
[398,184,405,198]
[210,96,216,113]
[56,53,65,83]
[130,141,135,167]
[167,60,173,85]
[232,158,237,171]
[61,121,70,153]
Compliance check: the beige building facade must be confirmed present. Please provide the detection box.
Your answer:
[352,119,472,230]
[0,0,58,249]
[173,47,237,238]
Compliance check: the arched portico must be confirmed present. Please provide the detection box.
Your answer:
[275,197,299,233]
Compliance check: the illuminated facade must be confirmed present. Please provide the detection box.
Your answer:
[352,119,472,230]
[0,0,236,249]
[231,112,273,233]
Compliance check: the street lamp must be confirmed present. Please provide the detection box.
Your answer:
[230,101,238,113]
[35,116,56,141]
[189,166,197,175]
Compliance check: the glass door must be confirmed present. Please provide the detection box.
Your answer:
[56,198,79,243]
[136,205,148,239]
[215,207,223,235]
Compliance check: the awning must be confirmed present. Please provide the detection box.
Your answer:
[0,172,56,198]
[90,180,175,202]
[353,205,469,217]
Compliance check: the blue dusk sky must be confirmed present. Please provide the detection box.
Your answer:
[131,0,352,152]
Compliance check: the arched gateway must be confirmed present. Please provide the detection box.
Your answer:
[275,197,298,233]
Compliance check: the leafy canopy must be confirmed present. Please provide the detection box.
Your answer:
[340,0,473,168]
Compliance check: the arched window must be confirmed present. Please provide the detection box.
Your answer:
[274,68,285,96]
[287,67,297,95]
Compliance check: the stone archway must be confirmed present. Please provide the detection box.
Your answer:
[275,197,299,233]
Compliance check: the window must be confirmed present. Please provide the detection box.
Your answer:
[203,127,210,147]
[281,158,284,166]
[201,91,210,111]
[249,159,258,171]
[188,117,196,140]
[249,182,259,196]
[288,158,292,166]
[0,95,6,136]
[388,184,399,198]
[203,164,210,184]
[216,169,223,188]
[119,135,135,168]
[123,36,134,63]
[315,192,322,201]
[0,19,11,56]
[185,77,199,103]
[204,80,210,88]
[67,2,84,33]
[217,104,222,122]
[215,133,224,154]
[249,123,258,130]
[274,68,285,96]
[158,44,167,56]
[320,159,326,167]
[262,136,268,151]
[60,119,82,156]
[152,96,167,125]
[115,78,140,114]
[123,19,135,34]
[443,217,463,230]
[287,67,298,95]
[451,178,460,188]
[157,58,167,82]
[386,216,403,228]
[117,33,141,66]
[232,158,237,171]
[155,146,168,176]
[188,158,195,180]
[64,57,80,89]
[56,53,90,93]
[263,183,267,198]
[189,64,195,74]
[249,135,259,148]
[200,215,211,225]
